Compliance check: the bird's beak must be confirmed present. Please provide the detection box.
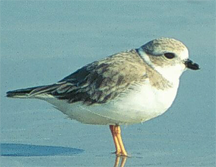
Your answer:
[184,59,200,70]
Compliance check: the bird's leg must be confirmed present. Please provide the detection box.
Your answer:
[109,125,128,156]
[115,125,127,156]
[110,125,121,155]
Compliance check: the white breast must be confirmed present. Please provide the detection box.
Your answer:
[112,80,179,123]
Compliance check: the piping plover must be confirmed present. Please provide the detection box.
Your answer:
[7,38,199,156]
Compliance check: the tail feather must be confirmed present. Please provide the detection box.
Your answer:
[7,86,43,98]
[6,84,58,98]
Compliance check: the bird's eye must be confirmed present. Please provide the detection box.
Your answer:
[164,53,175,59]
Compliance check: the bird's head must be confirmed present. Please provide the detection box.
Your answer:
[137,38,199,81]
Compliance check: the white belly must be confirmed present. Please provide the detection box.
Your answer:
[44,81,179,125]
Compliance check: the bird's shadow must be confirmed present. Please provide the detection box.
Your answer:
[0,143,84,157]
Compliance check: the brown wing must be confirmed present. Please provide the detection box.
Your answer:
[30,49,147,105]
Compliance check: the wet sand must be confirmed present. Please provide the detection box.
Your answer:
[1,1,215,166]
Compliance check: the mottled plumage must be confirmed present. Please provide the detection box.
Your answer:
[56,49,148,105]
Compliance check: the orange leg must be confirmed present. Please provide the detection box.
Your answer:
[109,125,128,156]
[110,125,121,154]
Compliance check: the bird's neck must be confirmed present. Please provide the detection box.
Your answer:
[136,47,183,84]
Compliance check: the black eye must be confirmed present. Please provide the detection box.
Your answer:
[164,52,175,59]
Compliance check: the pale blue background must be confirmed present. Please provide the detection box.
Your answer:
[1,1,215,167]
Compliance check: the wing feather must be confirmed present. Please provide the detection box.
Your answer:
[30,49,147,104]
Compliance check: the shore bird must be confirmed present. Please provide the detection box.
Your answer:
[7,38,199,156]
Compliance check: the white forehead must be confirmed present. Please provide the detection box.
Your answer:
[179,47,189,60]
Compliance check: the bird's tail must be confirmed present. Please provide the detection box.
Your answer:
[6,84,59,99]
